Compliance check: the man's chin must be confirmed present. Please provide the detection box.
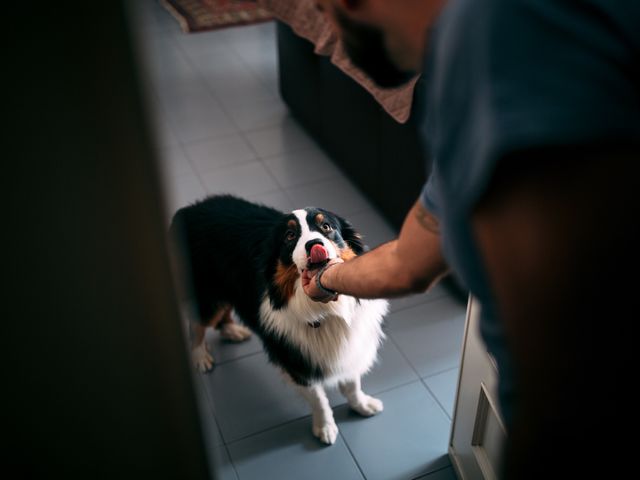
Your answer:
[344,46,415,88]
[366,69,414,88]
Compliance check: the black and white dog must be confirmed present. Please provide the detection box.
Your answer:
[170,194,388,444]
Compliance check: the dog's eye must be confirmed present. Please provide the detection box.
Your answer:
[321,223,332,233]
[285,230,296,242]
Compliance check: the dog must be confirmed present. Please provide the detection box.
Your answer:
[169,194,388,445]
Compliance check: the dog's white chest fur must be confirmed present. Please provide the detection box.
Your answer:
[259,280,388,385]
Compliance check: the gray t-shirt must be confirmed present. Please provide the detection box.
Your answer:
[420,0,640,426]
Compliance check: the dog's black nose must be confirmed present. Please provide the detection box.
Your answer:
[305,239,324,254]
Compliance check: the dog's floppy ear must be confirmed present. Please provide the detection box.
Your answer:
[338,217,367,255]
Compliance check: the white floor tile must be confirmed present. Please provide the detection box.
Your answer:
[226,98,289,132]
[159,146,196,178]
[167,101,238,143]
[286,176,374,215]
[171,29,230,59]
[262,148,343,188]
[199,160,280,197]
[248,190,296,213]
[164,173,206,214]
[184,134,257,175]
[245,120,317,157]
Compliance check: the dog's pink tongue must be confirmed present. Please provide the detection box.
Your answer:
[310,244,329,264]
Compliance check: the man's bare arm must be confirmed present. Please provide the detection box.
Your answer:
[303,199,449,300]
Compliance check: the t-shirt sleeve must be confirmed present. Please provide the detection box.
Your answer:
[419,165,442,218]
[426,0,640,215]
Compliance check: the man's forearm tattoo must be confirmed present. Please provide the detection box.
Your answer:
[415,204,440,234]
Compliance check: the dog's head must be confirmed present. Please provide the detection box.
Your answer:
[267,208,366,308]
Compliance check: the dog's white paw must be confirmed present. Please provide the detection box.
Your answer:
[313,419,339,445]
[352,395,384,417]
[192,345,214,373]
[220,323,252,342]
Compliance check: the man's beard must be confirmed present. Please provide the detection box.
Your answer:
[336,11,415,88]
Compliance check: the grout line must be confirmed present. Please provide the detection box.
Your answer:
[410,465,454,480]
[421,365,460,381]
[222,443,241,480]
[420,378,453,422]
[367,377,425,398]
[419,366,460,421]
[338,430,368,480]
[386,334,454,420]
[223,413,312,446]
[203,349,262,367]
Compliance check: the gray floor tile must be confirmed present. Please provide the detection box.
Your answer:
[245,120,317,157]
[231,32,277,66]
[286,176,374,216]
[346,209,397,249]
[388,284,451,314]
[219,22,275,46]
[151,57,203,92]
[414,466,457,480]
[172,107,238,144]
[336,381,452,480]
[423,368,459,419]
[203,324,263,365]
[214,445,240,480]
[227,417,363,480]
[325,336,421,407]
[151,113,181,148]
[201,352,310,442]
[164,173,206,213]
[193,375,224,447]
[262,148,343,189]
[159,88,238,143]
[248,189,297,213]
[386,297,466,378]
[199,160,280,198]
[214,77,278,107]
[226,98,289,132]
[172,29,230,59]
[361,337,422,395]
[184,134,257,175]
[196,52,256,88]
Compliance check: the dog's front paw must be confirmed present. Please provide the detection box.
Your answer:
[352,395,384,417]
[192,345,214,373]
[313,419,339,445]
[220,323,252,342]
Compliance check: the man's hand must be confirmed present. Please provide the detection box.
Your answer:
[300,200,447,301]
[301,258,344,303]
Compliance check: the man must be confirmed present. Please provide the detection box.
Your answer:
[304,0,640,477]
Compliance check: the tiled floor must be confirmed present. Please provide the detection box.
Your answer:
[133,2,467,479]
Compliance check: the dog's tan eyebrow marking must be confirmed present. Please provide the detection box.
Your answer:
[287,219,297,229]
[315,213,324,224]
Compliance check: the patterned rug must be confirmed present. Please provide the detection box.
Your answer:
[160,0,273,33]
